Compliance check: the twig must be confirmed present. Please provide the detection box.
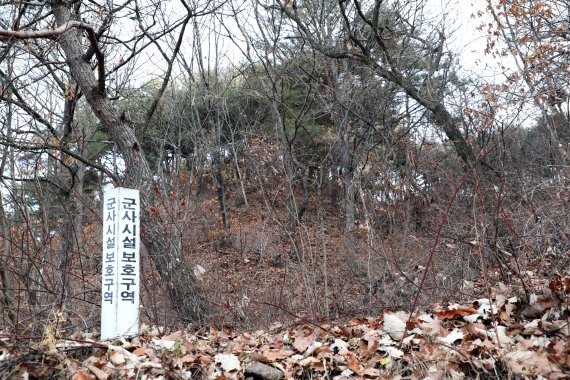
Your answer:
[0,333,109,348]
[400,173,469,346]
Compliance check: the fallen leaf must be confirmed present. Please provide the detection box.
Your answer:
[487,325,513,346]
[303,341,322,357]
[437,305,479,320]
[361,366,381,377]
[196,354,213,366]
[438,328,464,345]
[298,356,324,370]
[378,356,390,366]
[261,348,294,361]
[214,353,241,372]
[108,345,140,365]
[358,336,377,357]
[345,352,362,374]
[162,330,183,341]
[132,346,146,356]
[418,313,445,336]
[249,352,270,363]
[210,320,219,337]
[83,360,108,380]
[464,322,488,339]
[72,370,94,380]
[293,334,315,353]
[378,345,404,359]
[152,339,176,350]
[383,313,406,341]
[108,351,126,366]
[331,338,349,355]
[463,314,480,323]
[504,350,560,376]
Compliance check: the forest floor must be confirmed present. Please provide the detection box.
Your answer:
[1,177,569,378]
[0,268,568,379]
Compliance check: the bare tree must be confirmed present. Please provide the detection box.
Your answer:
[270,0,480,168]
[0,0,225,323]
[189,16,231,234]
[484,0,570,172]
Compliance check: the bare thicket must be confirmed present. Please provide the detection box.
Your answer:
[0,0,568,332]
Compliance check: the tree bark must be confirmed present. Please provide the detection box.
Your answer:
[0,185,16,326]
[0,66,16,326]
[51,1,207,322]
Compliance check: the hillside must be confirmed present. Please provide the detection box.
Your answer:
[1,0,570,378]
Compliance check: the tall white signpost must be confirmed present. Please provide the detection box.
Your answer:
[101,187,140,340]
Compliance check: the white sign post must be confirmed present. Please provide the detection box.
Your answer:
[101,187,140,340]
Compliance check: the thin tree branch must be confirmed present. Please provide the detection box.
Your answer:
[0,20,106,95]
[0,139,119,183]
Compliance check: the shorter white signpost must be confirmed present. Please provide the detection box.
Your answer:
[101,187,140,340]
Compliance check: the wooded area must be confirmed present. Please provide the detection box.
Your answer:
[0,0,568,366]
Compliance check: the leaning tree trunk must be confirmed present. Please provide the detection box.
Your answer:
[51,1,207,322]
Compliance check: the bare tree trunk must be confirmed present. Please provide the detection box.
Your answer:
[212,152,231,231]
[283,145,298,231]
[57,191,73,304]
[51,1,207,322]
[0,173,16,326]
[329,59,356,257]
[55,93,76,305]
[192,17,231,235]
[341,142,356,257]
[269,100,300,232]
[0,65,16,326]
[317,166,330,320]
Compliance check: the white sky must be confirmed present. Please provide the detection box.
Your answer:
[426,0,513,80]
